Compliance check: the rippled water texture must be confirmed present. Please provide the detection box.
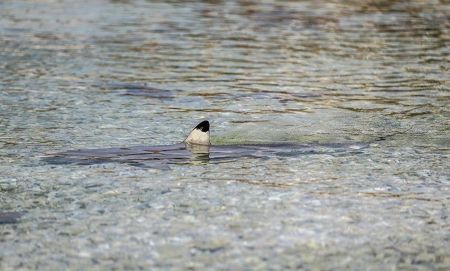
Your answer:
[1,0,449,269]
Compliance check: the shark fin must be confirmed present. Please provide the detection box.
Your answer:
[184,120,210,145]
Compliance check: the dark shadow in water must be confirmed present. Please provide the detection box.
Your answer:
[0,212,24,224]
[43,142,367,169]
[96,82,182,99]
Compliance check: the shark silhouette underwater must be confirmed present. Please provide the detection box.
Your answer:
[43,121,368,168]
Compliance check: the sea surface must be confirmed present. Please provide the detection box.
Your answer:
[0,0,449,270]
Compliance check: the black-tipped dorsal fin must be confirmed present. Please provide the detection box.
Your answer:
[195,120,209,132]
[184,120,211,145]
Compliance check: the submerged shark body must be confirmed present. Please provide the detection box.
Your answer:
[44,121,368,168]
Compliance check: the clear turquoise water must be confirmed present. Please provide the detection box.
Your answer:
[1,0,449,269]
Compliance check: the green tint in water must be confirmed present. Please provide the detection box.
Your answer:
[0,0,449,270]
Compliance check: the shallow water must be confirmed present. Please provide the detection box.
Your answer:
[1,0,449,269]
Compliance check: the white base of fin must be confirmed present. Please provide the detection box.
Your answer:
[184,128,210,145]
